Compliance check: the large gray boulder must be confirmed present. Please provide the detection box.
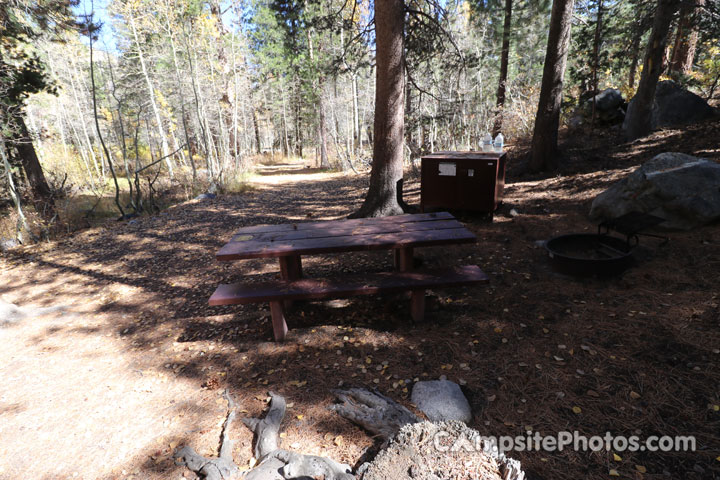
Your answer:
[593,88,624,112]
[651,81,717,128]
[411,379,472,423]
[569,88,626,129]
[590,153,720,230]
[624,81,716,132]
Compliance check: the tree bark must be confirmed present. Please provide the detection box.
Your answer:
[350,0,407,218]
[623,0,680,141]
[591,0,603,129]
[10,115,56,220]
[492,0,513,137]
[1,140,35,243]
[628,22,643,90]
[669,0,704,74]
[528,0,575,172]
[253,109,262,154]
[307,27,330,169]
[317,90,330,168]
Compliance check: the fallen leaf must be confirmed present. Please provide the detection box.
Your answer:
[635,465,647,473]
[572,406,582,414]
[609,469,619,476]
[296,414,304,420]
[630,391,641,399]
[613,453,622,462]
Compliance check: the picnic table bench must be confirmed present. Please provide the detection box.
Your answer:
[209,212,488,341]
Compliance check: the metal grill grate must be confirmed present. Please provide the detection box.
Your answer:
[598,211,668,246]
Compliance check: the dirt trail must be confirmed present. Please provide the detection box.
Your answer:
[0,164,359,480]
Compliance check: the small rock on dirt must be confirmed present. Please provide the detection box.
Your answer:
[0,238,19,252]
[411,379,472,423]
[195,193,217,201]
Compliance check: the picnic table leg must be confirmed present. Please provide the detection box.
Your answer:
[279,255,302,309]
[269,301,288,341]
[279,255,303,280]
[394,247,414,272]
[411,290,425,322]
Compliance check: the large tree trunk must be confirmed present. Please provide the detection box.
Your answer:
[528,0,575,172]
[350,0,406,218]
[11,115,56,221]
[627,23,643,89]
[1,139,35,243]
[253,109,262,154]
[590,0,603,128]
[318,90,330,169]
[307,28,330,169]
[492,0,513,137]
[623,0,680,141]
[669,0,704,74]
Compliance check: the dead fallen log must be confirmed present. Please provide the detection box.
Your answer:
[174,390,353,480]
[173,390,242,480]
[330,388,420,443]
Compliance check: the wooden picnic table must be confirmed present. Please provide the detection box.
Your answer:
[211,212,486,341]
[215,211,478,277]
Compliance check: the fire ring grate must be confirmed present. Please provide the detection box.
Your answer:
[545,234,634,277]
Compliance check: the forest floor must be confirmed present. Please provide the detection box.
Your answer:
[1,120,719,480]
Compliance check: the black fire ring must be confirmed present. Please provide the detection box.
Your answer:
[545,233,634,277]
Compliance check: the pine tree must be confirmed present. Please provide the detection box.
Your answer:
[528,0,575,172]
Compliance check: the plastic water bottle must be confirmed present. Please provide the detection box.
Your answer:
[493,133,504,152]
[482,132,493,152]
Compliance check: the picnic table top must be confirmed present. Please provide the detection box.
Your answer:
[216,212,477,260]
